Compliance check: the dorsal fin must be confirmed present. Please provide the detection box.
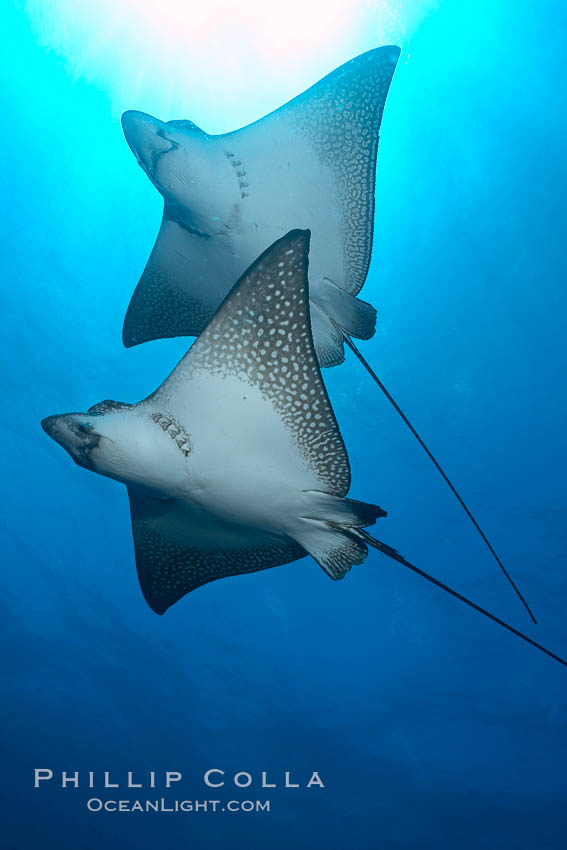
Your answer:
[156,229,351,495]
[229,45,400,296]
[166,118,203,133]
[87,399,133,415]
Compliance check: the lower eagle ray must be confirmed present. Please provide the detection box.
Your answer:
[42,231,563,666]
[120,46,535,623]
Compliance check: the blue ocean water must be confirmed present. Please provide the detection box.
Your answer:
[2,1,566,848]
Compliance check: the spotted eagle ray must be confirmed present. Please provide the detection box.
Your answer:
[120,46,535,622]
[42,231,563,666]
[121,46,401,364]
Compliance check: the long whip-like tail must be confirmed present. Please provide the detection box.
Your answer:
[357,531,565,668]
[344,335,537,625]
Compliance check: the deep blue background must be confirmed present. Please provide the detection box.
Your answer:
[2,1,566,848]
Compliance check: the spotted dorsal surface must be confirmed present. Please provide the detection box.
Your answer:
[226,45,400,297]
[87,399,134,416]
[153,229,351,496]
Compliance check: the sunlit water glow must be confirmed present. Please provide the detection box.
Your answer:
[22,0,437,127]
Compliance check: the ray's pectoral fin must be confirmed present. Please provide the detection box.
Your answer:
[166,229,352,495]
[236,45,400,299]
[128,488,305,614]
[122,215,234,347]
[290,490,386,580]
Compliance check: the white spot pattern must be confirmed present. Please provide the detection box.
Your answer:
[270,46,400,296]
[171,230,351,494]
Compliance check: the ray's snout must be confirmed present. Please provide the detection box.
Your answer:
[121,110,170,171]
[41,413,100,470]
[121,109,157,139]
[41,414,61,440]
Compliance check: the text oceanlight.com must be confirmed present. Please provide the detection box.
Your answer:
[86,798,270,813]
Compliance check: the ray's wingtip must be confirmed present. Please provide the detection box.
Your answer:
[122,320,138,349]
[362,44,401,62]
[146,596,168,616]
[382,44,402,66]
[284,228,312,251]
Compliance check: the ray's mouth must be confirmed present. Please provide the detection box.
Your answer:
[147,128,179,179]
[41,416,102,470]
[121,111,178,184]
